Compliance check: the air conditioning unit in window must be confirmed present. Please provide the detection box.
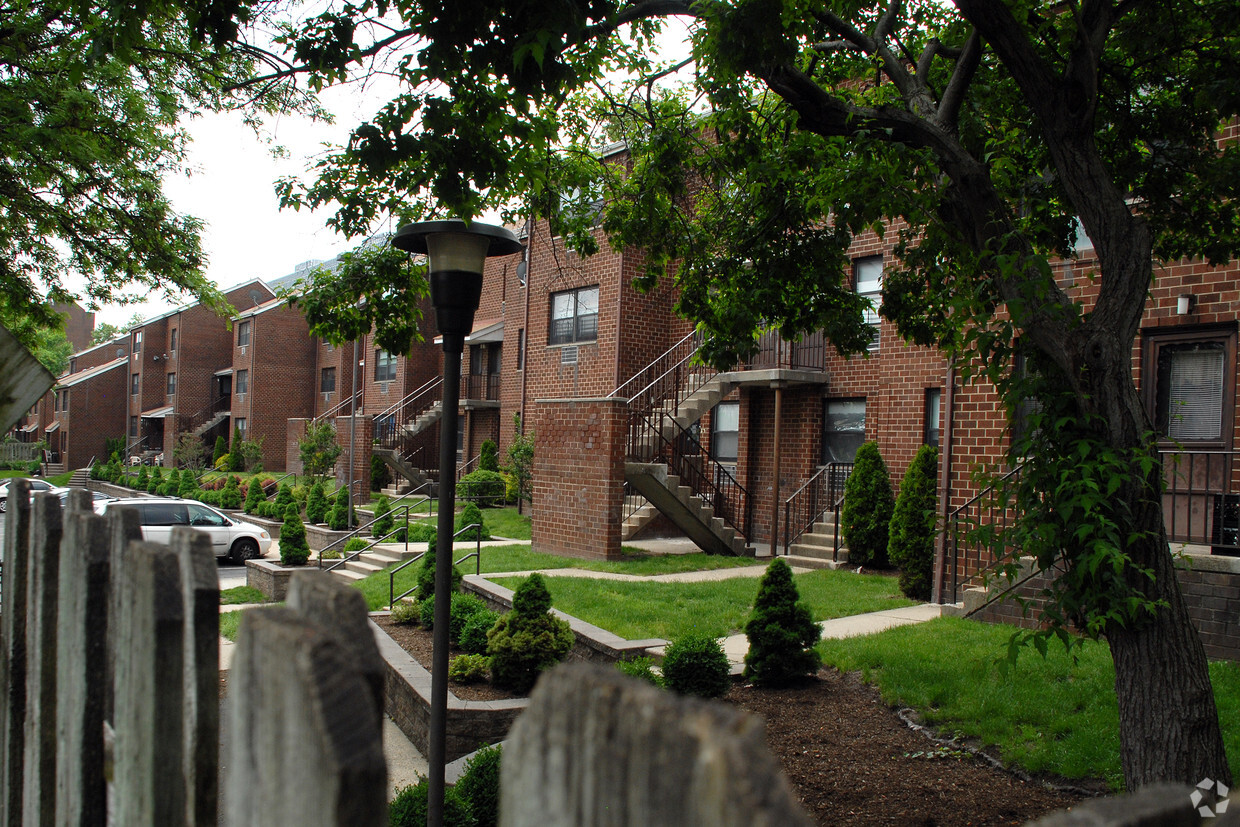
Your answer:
[560,346,578,365]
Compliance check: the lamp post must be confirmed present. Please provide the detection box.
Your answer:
[392,219,523,827]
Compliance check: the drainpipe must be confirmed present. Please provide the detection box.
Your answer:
[770,385,783,556]
[519,218,532,428]
[348,334,359,529]
[932,366,956,604]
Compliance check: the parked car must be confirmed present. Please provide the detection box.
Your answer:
[56,489,115,508]
[0,478,69,514]
[94,497,272,564]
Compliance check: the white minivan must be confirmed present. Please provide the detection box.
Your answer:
[96,497,271,564]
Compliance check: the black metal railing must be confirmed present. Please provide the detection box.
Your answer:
[178,395,231,436]
[746,329,827,372]
[1160,449,1240,552]
[374,377,442,452]
[388,523,484,607]
[626,409,752,544]
[782,462,853,556]
[942,464,1025,606]
[464,373,501,401]
[312,388,362,425]
[608,331,710,417]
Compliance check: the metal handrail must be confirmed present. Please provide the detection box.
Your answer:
[319,503,420,569]
[942,464,1026,605]
[456,455,480,481]
[388,523,484,607]
[782,462,853,555]
[312,388,362,424]
[609,331,699,401]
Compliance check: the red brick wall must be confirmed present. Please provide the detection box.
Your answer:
[335,414,374,504]
[53,302,94,352]
[59,363,127,469]
[531,398,627,560]
[233,304,316,472]
[286,418,309,475]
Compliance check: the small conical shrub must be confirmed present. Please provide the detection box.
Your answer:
[742,558,821,686]
[219,475,242,510]
[454,502,490,541]
[227,427,243,472]
[455,743,503,827]
[273,482,295,516]
[327,486,351,530]
[662,634,731,698]
[888,445,939,601]
[371,494,394,539]
[840,441,895,568]
[305,481,328,524]
[244,476,267,514]
[479,439,499,472]
[135,465,149,489]
[487,573,574,693]
[212,435,228,466]
[279,505,310,566]
[415,538,462,601]
[178,470,198,499]
[147,467,163,494]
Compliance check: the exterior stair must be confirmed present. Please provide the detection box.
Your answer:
[324,544,424,590]
[624,462,751,556]
[621,500,661,541]
[783,516,851,570]
[192,410,230,438]
[372,447,436,495]
[68,468,91,488]
[400,401,443,438]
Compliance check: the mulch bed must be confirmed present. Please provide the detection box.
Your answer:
[367,619,1094,824]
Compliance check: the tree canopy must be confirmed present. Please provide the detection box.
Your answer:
[257,0,1240,788]
[0,0,321,344]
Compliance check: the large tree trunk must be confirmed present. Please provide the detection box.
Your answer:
[1076,336,1232,790]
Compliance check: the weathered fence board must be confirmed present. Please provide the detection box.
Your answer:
[24,494,63,826]
[0,481,31,827]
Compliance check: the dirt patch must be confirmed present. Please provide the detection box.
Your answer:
[372,615,524,702]
[725,670,1092,825]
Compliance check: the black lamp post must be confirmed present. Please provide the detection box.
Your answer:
[391,219,523,826]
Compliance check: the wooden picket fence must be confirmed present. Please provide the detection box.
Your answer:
[0,481,387,825]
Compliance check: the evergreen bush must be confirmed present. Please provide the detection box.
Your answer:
[227,427,243,472]
[219,475,243,510]
[244,476,266,514]
[459,609,500,656]
[407,522,436,543]
[212,435,228,466]
[415,539,462,601]
[388,778,472,827]
[327,486,351,531]
[390,600,420,625]
[449,592,488,644]
[135,465,149,489]
[343,538,369,553]
[448,654,490,684]
[369,454,391,491]
[419,597,436,629]
[888,445,939,601]
[742,558,822,687]
[661,634,731,698]
[371,494,394,539]
[305,481,328,524]
[279,505,310,566]
[178,471,198,499]
[840,441,895,568]
[479,439,499,472]
[458,469,505,507]
[147,467,162,494]
[454,502,491,541]
[272,482,295,516]
[455,743,502,827]
[615,656,664,688]
[486,573,574,693]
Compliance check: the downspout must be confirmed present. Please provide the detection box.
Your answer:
[519,218,532,428]
[932,366,956,604]
[770,385,783,556]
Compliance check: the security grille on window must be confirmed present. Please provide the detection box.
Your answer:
[167,373,176,397]
[374,350,397,382]
[549,286,599,345]
[822,398,866,464]
[321,367,337,393]
[711,402,740,464]
[237,321,251,347]
[235,369,249,395]
[854,256,883,350]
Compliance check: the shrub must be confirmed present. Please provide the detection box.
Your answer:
[227,427,243,472]
[212,435,228,466]
[407,522,436,543]
[448,654,490,684]
[454,502,491,541]
[343,537,369,554]
[487,573,574,693]
[888,445,940,601]
[291,484,307,508]
[369,454,392,491]
[219,475,243,510]
[616,656,663,688]
[459,609,500,656]
[272,482,295,515]
[455,743,502,827]
[305,481,328,524]
[479,439,499,472]
[199,490,221,507]
[147,467,162,494]
[458,469,505,507]
[371,494,394,539]
[244,476,266,514]
[502,472,519,505]
[415,539,463,601]
[390,600,420,625]
[388,778,472,827]
[450,592,488,644]
[135,465,149,489]
[327,486,351,531]
[256,501,276,519]
[661,634,731,698]
[178,472,199,499]
[742,558,822,687]
[419,597,436,629]
[319,546,343,560]
[840,441,895,568]
[279,505,310,566]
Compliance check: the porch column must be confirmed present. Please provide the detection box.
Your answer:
[770,384,783,556]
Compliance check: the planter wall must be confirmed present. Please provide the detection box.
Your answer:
[305,523,354,553]
[245,559,312,601]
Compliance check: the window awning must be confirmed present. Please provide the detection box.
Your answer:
[140,406,174,419]
[434,317,504,346]
[44,422,60,433]
[19,424,37,432]
[213,367,234,376]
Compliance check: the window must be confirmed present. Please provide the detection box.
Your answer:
[1144,329,1237,445]
[133,330,143,352]
[235,369,249,395]
[469,346,485,375]
[235,418,247,439]
[549,286,599,345]
[187,503,227,527]
[711,402,740,464]
[53,392,58,412]
[69,358,77,373]
[854,256,883,350]
[822,398,866,464]
[60,390,69,411]
[237,321,251,347]
[374,350,397,382]
[142,503,188,527]
[131,373,140,395]
[516,329,526,371]
[167,373,176,397]
[320,367,337,393]
[170,328,178,352]
[925,388,941,447]
[129,416,138,437]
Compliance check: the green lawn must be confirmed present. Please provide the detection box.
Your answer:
[490,567,914,640]
[818,616,1240,791]
[220,586,270,605]
[0,470,73,486]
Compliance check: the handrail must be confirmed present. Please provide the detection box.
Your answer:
[388,523,484,607]
[609,331,699,401]
[318,502,419,569]
[782,462,853,555]
[942,464,1026,605]
[456,455,480,481]
[312,387,362,424]
[178,395,231,436]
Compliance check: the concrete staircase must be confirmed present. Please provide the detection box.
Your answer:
[400,401,443,438]
[621,500,661,541]
[624,462,751,556]
[68,468,91,488]
[783,515,851,570]
[373,447,436,495]
[631,374,738,459]
[192,410,230,438]
[323,544,424,590]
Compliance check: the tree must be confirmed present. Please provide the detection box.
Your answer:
[505,414,535,515]
[888,446,939,602]
[743,558,821,687]
[840,442,895,569]
[173,432,206,471]
[299,421,342,482]
[479,440,499,472]
[258,0,1239,788]
[226,426,244,472]
[90,322,123,345]
[212,435,228,467]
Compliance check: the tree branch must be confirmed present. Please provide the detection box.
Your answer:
[937,29,981,132]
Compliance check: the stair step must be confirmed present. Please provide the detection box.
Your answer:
[796,532,835,549]
[326,568,366,584]
[787,542,842,561]
[344,559,384,576]
[780,554,849,571]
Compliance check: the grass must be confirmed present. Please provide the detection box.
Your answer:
[220,586,269,605]
[0,470,73,486]
[817,616,1240,791]
[490,567,913,641]
[220,610,242,641]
